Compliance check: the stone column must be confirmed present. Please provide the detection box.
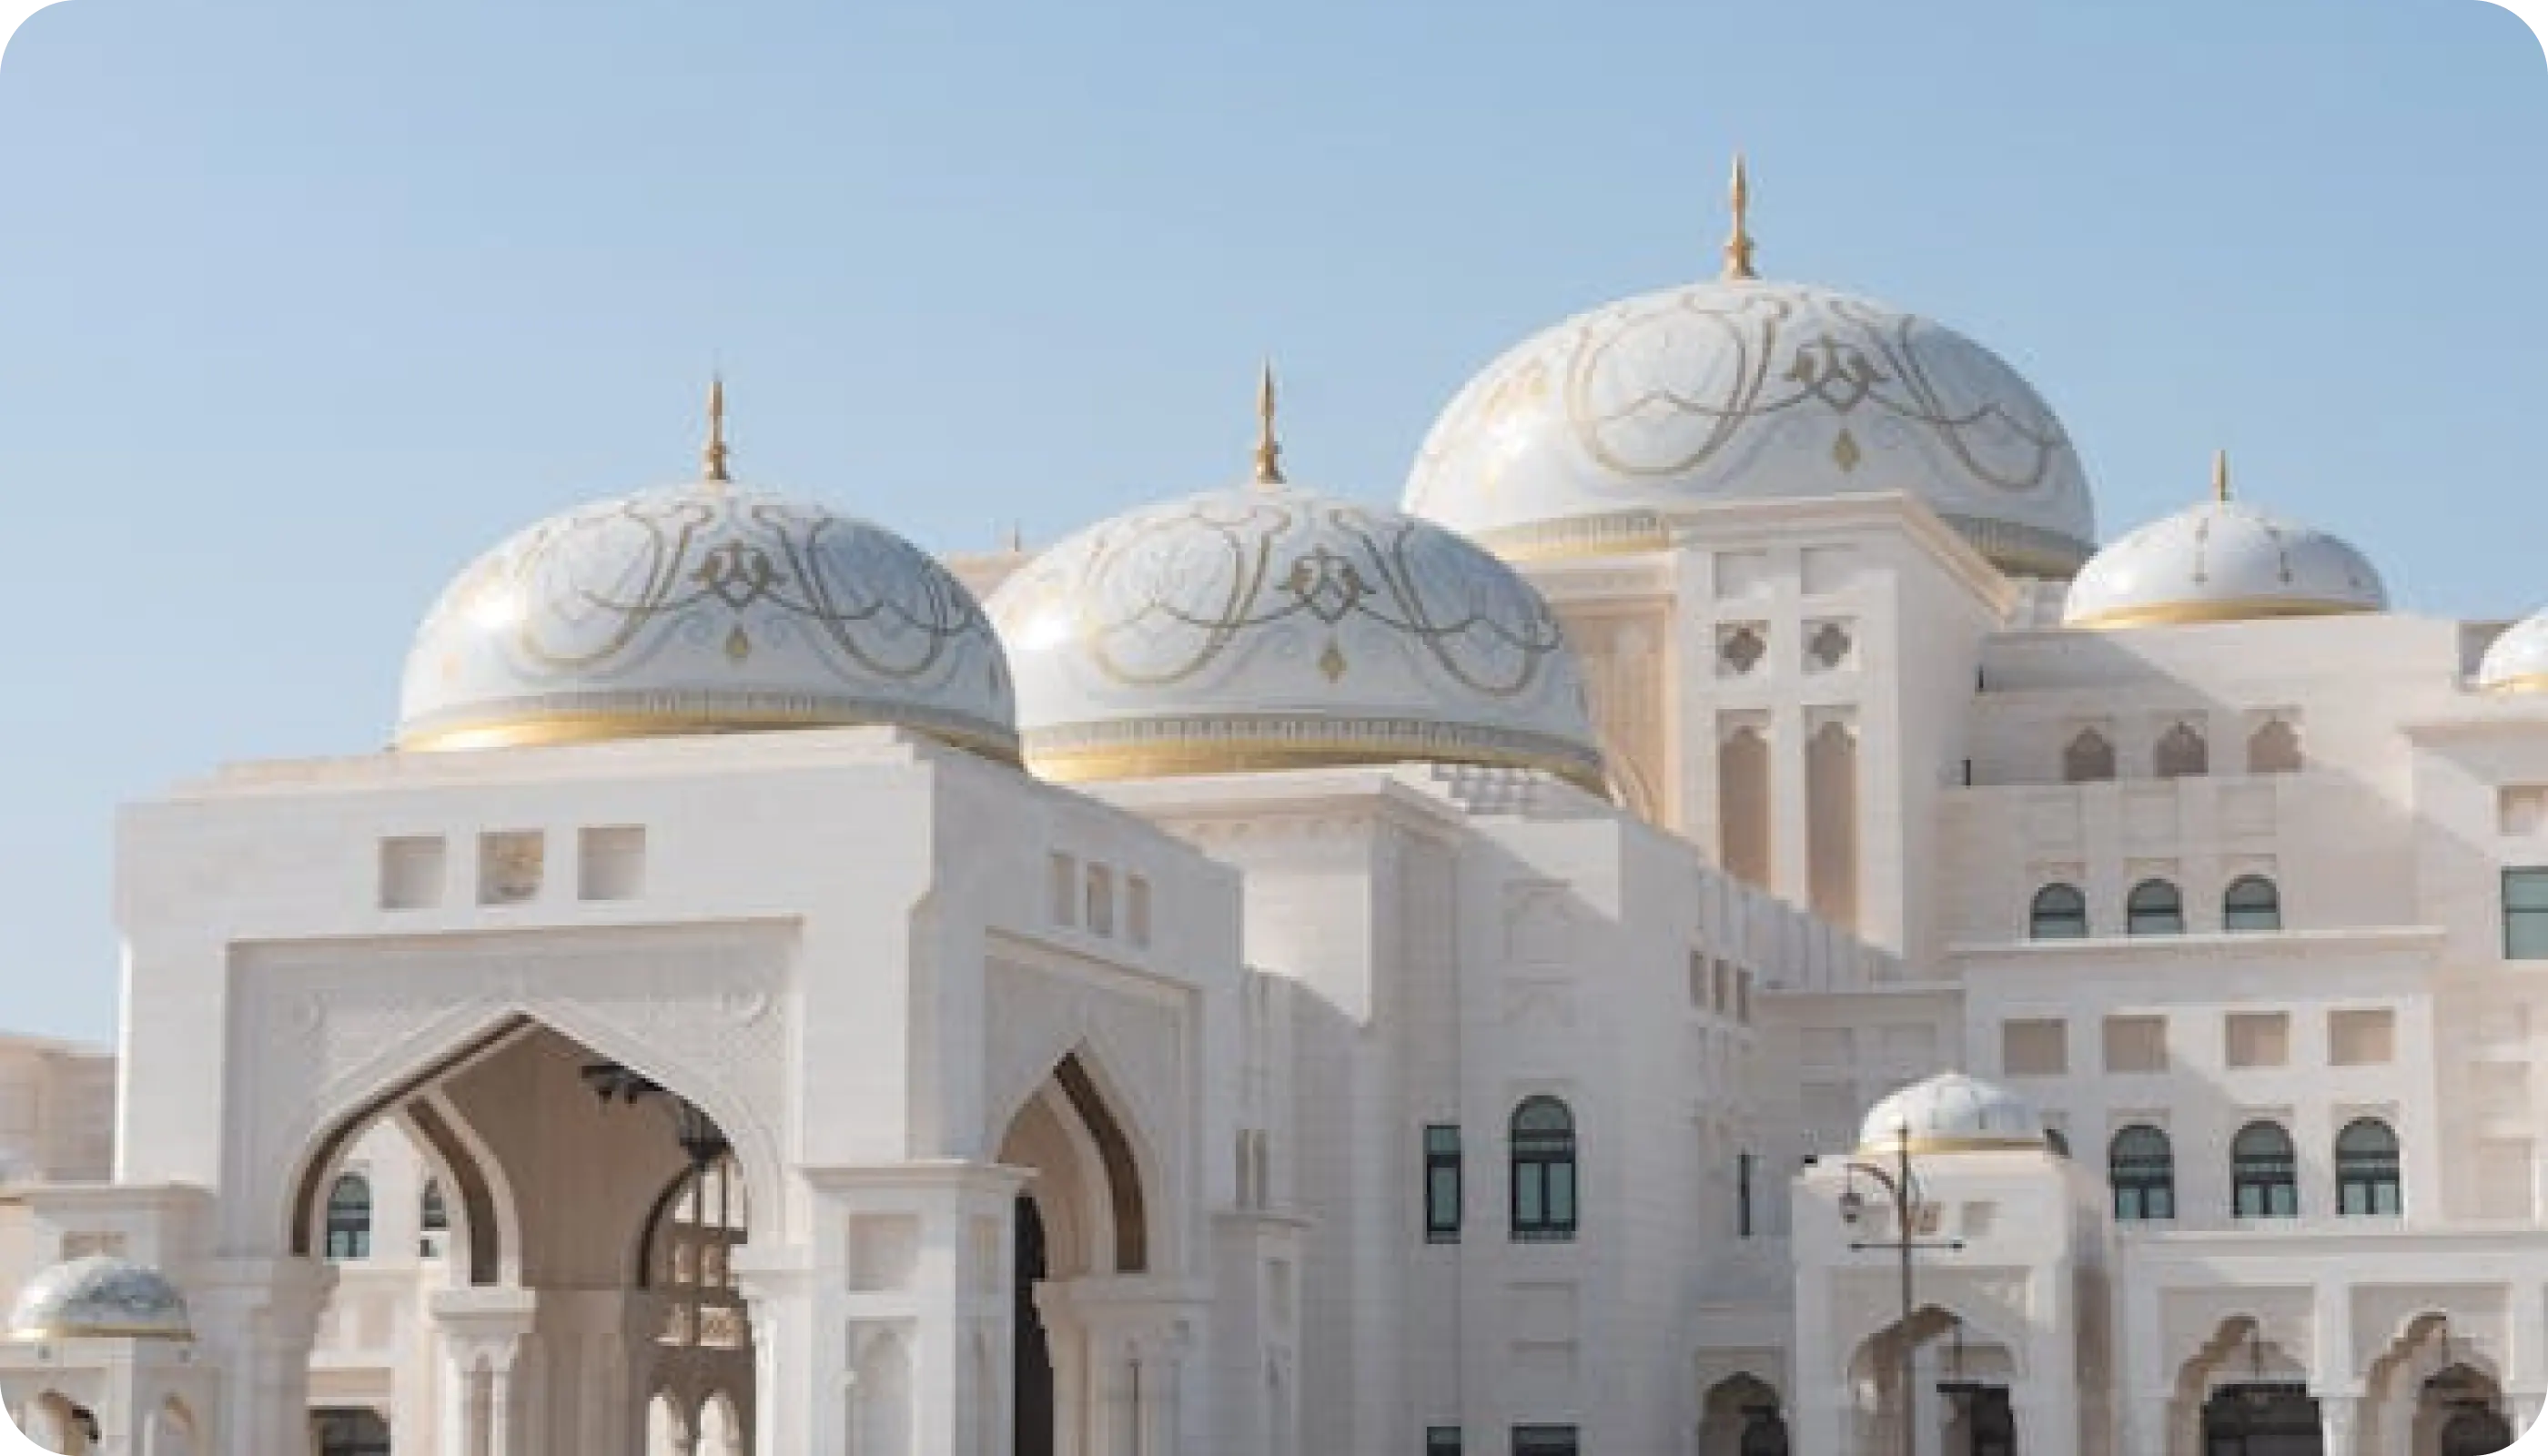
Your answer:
[430,1287,537,1456]
[1036,1285,1087,1456]
[730,1260,814,1456]
[2318,1393,2360,1456]
[194,1257,332,1456]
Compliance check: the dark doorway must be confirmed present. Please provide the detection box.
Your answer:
[1737,1401,1790,1455]
[2203,1384,2323,1456]
[1014,1195,1054,1456]
[312,1409,392,1456]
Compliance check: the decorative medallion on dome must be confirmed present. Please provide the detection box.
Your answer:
[1401,162,2095,575]
[2063,453,2386,631]
[989,372,1605,791]
[398,385,1018,758]
[7,1256,193,1342]
[1858,1072,2045,1155]
[2477,611,2548,694]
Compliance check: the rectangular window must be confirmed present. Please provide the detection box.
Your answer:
[1126,875,1152,947]
[1512,1426,1578,1456]
[476,830,543,905]
[1048,853,1077,926]
[1736,1151,1754,1238]
[1427,1428,1462,1456]
[2001,1018,2068,1077]
[379,835,446,910]
[2329,1008,2396,1067]
[1424,1125,1462,1242]
[2226,1012,2290,1069]
[1086,864,1116,936]
[2102,1016,2169,1074]
[577,825,646,901]
[2507,868,2548,958]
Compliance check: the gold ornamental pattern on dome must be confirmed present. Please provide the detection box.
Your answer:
[399,482,1017,754]
[1005,487,1572,697]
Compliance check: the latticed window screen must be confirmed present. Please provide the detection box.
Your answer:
[651,1152,751,1349]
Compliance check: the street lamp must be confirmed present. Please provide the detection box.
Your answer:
[1839,1119,1967,1456]
[581,1060,730,1168]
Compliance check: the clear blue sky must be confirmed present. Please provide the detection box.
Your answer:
[0,0,2540,1044]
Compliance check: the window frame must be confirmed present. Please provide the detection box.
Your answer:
[2230,1120,2300,1218]
[2504,867,2548,959]
[2333,1117,2403,1217]
[2108,1124,2176,1222]
[2028,883,2089,940]
[2222,875,2282,932]
[1424,1124,1462,1243]
[324,1173,373,1261]
[2126,879,2186,936]
[1508,1097,1578,1243]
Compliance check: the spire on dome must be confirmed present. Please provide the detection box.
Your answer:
[2212,449,2231,503]
[1721,152,1758,281]
[703,375,733,486]
[1253,361,1286,488]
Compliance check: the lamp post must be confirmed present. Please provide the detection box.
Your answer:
[1839,1120,1966,1456]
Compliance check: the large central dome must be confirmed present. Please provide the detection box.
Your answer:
[1401,165,2096,575]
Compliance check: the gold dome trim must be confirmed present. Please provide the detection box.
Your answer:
[2482,672,2548,696]
[399,708,1022,763]
[1855,1134,2048,1156]
[6,1323,193,1342]
[1026,733,1609,798]
[2068,595,2376,632]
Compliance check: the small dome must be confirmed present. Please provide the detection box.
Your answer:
[989,386,1603,792]
[7,1257,192,1341]
[2064,456,2385,630]
[1400,169,2092,575]
[1858,1072,2045,1154]
[2477,612,2548,693]
[398,389,1016,758]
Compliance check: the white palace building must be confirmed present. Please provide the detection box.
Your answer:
[5,165,2548,1456]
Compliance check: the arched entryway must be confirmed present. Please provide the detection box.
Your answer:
[2421,1364,2514,1456]
[1699,1372,1790,1455]
[1844,1307,2021,1455]
[2201,1383,2322,1455]
[283,1016,759,1456]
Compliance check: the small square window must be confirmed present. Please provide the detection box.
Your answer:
[1428,1428,1463,1456]
[2102,1016,2168,1074]
[2226,1012,2290,1069]
[2330,1009,2395,1067]
[379,835,446,910]
[577,825,646,901]
[1512,1425,1578,1456]
[2001,1019,2068,1077]
[1718,623,1767,677]
[1805,620,1855,672]
[478,831,543,905]
[1049,853,1077,926]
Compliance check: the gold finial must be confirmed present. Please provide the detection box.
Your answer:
[1252,360,1286,488]
[2211,449,2230,503]
[702,375,733,485]
[1722,152,1758,281]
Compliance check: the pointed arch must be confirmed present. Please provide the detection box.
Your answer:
[2155,722,2209,778]
[2063,728,2116,784]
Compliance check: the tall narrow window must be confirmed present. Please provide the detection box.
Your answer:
[2063,729,2117,784]
[2127,879,2185,935]
[2030,884,2089,939]
[2155,723,2209,778]
[1424,1125,1462,1243]
[324,1174,373,1260]
[1719,725,1773,888]
[2334,1118,2402,1216]
[2503,868,2548,959]
[1736,1151,1755,1239]
[2108,1125,2175,1220]
[1805,721,1860,930]
[2230,1121,2299,1218]
[1510,1097,1577,1242]
[419,1178,449,1258]
[2223,875,2282,932]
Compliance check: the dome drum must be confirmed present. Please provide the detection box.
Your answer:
[6,1257,194,1343]
[1857,1072,2046,1155]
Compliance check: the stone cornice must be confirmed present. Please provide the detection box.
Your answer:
[1952,925,2444,966]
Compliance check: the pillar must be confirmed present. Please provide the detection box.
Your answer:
[2318,1393,2360,1456]
[194,1257,331,1456]
[430,1287,537,1456]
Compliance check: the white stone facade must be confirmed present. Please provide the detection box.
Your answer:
[5,230,2548,1456]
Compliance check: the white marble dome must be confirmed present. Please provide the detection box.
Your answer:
[7,1256,192,1341]
[2478,612,2548,694]
[398,474,1017,759]
[1401,278,2095,575]
[988,479,1605,792]
[2064,460,2386,630]
[1858,1072,2046,1154]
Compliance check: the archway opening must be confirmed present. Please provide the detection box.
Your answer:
[1699,1372,1788,1456]
[311,1407,390,1456]
[1014,1194,1054,1456]
[2201,1383,2321,1455]
[2421,1364,2513,1456]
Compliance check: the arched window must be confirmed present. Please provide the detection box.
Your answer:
[2334,1118,2402,1216]
[2231,1121,2299,1218]
[2155,723,2209,779]
[1510,1097,1577,1242]
[2029,884,2089,940]
[2063,729,2116,784]
[2108,1125,2176,1220]
[2127,880,2185,935]
[2247,720,2303,774]
[2223,875,2282,932]
[324,1174,372,1260]
[419,1178,448,1258]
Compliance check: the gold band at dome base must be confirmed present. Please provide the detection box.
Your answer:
[1023,719,1609,799]
[2066,596,2376,632]
[398,709,1022,765]
[2482,673,2548,696]
[5,1324,192,1342]
[1855,1135,2051,1156]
